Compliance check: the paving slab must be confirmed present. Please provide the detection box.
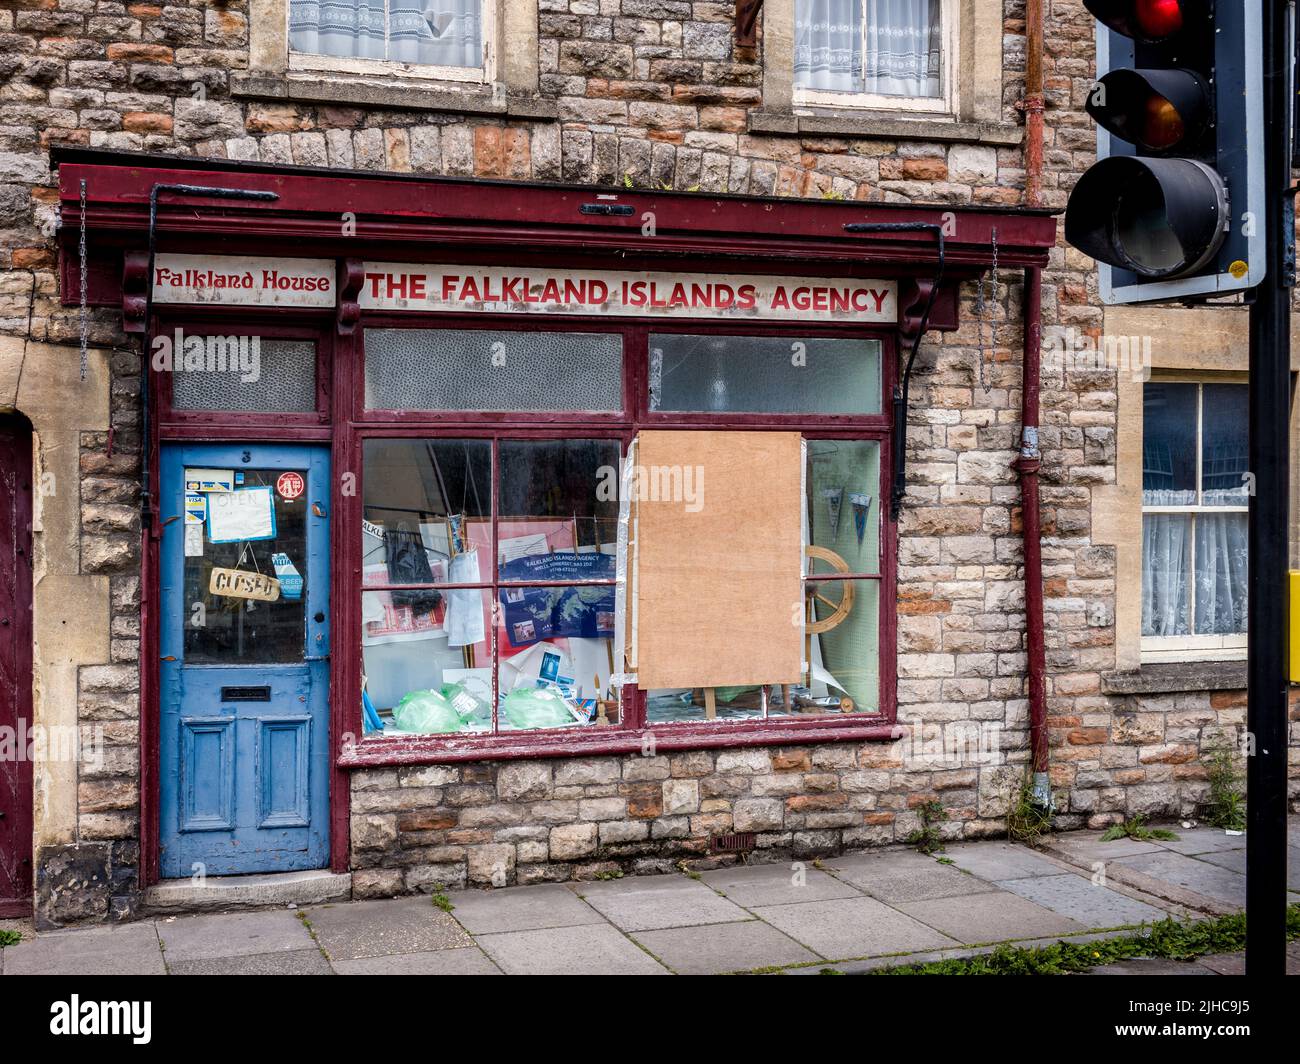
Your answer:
[158,909,315,962]
[476,923,668,975]
[942,841,1069,882]
[447,883,604,934]
[168,948,332,976]
[332,946,501,975]
[750,895,955,959]
[997,873,1170,928]
[304,897,471,961]
[1048,833,1167,862]
[1196,951,1246,976]
[2,922,165,976]
[698,863,861,908]
[896,890,1086,944]
[1155,827,1247,856]
[632,919,819,974]
[829,852,997,903]
[574,874,750,931]
[1194,845,1300,888]
[1111,851,1246,907]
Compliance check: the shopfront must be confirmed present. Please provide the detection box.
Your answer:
[58,149,1055,891]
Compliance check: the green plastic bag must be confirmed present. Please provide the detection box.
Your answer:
[502,687,575,729]
[390,689,462,734]
[441,681,490,727]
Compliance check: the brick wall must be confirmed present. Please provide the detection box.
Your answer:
[1,0,1295,920]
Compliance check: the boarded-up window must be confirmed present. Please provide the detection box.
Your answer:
[634,430,804,690]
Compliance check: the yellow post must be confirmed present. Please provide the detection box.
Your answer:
[1290,572,1300,682]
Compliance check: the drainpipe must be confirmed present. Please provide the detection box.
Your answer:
[1022,0,1045,211]
[1018,0,1049,807]
[1017,267,1049,807]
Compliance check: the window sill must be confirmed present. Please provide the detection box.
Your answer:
[338,717,899,767]
[749,109,1021,147]
[231,71,557,120]
[1100,660,1247,696]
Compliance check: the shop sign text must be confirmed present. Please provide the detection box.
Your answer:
[360,264,897,323]
[151,254,335,308]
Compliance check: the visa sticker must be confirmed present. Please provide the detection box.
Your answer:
[184,493,207,525]
[184,467,234,493]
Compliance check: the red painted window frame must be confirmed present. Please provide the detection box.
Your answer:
[340,311,900,766]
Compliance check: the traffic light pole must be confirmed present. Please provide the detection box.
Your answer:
[1245,0,1292,978]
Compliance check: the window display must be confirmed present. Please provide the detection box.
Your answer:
[358,324,888,742]
[360,436,622,734]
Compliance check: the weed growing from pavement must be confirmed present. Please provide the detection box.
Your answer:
[905,800,947,855]
[1100,815,1179,842]
[0,930,20,947]
[860,905,1300,975]
[1202,741,1247,831]
[1007,774,1052,845]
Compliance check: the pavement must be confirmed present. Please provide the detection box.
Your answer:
[2,822,1297,975]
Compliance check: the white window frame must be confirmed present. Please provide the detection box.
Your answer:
[792,0,958,116]
[286,0,498,86]
[1140,378,1248,663]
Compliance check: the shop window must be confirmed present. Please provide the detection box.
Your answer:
[288,0,492,83]
[793,0,953,113]
[360,437,622,734]
[357,323,890,744]
[364,329,623,412]
[649,335,882,415]
[1141,380,1248,661]
[169,339,317,413]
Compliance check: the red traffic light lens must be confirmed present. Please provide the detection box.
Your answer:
[1142,94,1185,149]
[1135,0,1183,38]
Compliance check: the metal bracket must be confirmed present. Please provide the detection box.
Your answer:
[843,221,946,520]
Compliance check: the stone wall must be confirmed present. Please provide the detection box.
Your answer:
[0,0,1295,919]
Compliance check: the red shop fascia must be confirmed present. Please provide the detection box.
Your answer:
[54,148,1056,882]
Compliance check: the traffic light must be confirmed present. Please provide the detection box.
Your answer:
[1064,0,1263,304]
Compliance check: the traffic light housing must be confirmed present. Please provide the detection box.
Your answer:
[1064,0,1263,304]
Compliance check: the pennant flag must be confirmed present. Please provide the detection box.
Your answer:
[849,493,872,549]
[821,486,844,539]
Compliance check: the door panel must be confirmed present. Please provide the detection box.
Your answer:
[0,417,33,916]
[160,443,330,878]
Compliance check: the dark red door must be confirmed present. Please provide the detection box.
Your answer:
[0,415,33,916]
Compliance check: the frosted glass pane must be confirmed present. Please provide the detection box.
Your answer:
[649,334,881,413]
[170,339,316,412]
[365,329,623,411]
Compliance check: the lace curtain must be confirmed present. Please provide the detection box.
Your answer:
[1141,491,1248,637]
[795,0,942,97]
[290,0,482,68]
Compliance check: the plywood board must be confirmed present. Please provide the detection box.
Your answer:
[635,430,803,689]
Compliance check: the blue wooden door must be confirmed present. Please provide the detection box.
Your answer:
[159,443,330,878]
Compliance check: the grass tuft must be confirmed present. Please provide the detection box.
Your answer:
[868,904,1300,975]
